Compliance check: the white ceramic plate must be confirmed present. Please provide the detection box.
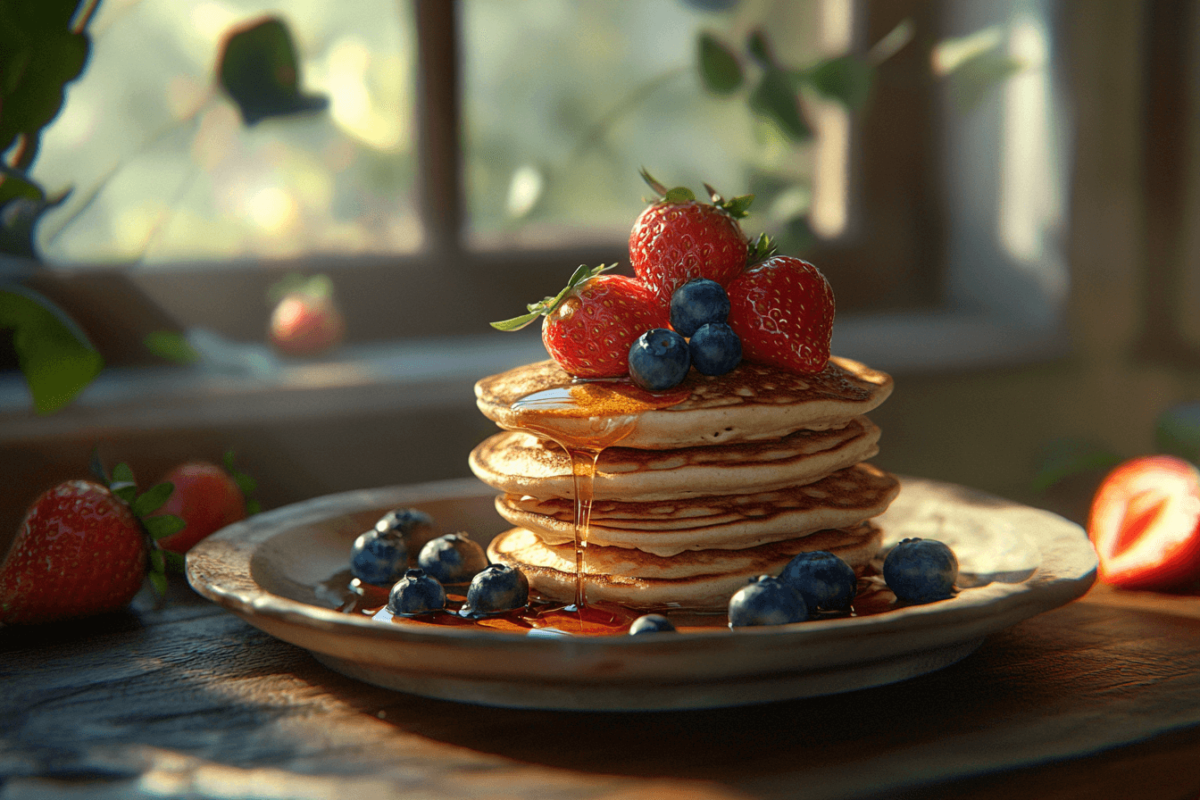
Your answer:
[186,476,1097,711]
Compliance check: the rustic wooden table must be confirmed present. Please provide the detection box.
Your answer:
[3,581,1200,800]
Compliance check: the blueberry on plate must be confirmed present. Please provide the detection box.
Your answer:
[350,528,409,587]
[628,328,691,391]
[417,532,489,585]
[670,278,730,337]
[883,538,959,603]
[374,507,433,539]
[778,550,857,612]
[689,322,742,376]
[461,563,529,617]
[728,575,808,628]
[387,568,446,616]
[628,613,676,635]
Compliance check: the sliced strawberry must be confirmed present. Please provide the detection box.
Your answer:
[1088,455,1200,590]
[726,255,835,374]
[491,264,667,378]
[629,170,751,310]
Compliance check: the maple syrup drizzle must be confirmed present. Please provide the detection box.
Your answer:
[508,380,688,609]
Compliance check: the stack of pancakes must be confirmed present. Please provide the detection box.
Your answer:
[470,356,899,609]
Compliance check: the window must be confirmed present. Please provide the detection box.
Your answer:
[23,0,983,357]
[8,0,1194,545]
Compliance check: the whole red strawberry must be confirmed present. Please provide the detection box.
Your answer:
[727,255,835,374]
[0,480,148,624]
[150,461,247,554]
[491,264,667,378]
[268,273,345,357]
[629,170,752,310]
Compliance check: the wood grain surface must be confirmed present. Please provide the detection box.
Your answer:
[3,582,1200,800]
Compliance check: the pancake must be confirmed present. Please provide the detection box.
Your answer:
[496,463,900,555]
[487,522,883,609]
[470,416,881,502]
[475,356,893,449]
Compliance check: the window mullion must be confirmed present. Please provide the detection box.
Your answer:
[413,0,464,257]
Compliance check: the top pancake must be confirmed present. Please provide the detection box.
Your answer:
[475,356,893,449]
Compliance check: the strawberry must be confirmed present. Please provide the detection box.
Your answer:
[491,264,667,378]
[150,456,254,554]
[1088,455,1200,591]
[629,169,752,310]
[268,273,345,357]
[0,462,184,625]
[726,254,835,374]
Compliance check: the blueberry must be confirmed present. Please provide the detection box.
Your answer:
[375,507,433,538]
[417,532,489,585]
[350,528,409,587]
[387,568,446,616]
[462,563,529,617]
[628,328,690,391]
[883,538,959,603]
[689,322,742,376]
[670,278,730,337]
[628,614,676,635]
[728,575,808,628]
[778,550,857,612]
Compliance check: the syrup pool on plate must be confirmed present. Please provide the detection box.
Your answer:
[320,570,895,634]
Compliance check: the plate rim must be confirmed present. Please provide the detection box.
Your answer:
[186,475,1097,659]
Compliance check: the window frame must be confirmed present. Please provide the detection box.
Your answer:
[14,0,1084,383]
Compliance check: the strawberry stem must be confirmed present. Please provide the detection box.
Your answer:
[490,264,615,331]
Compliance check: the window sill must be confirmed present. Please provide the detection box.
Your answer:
[0,310,1070,443]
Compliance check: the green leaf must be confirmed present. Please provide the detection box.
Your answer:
[224,449,258,496]
[749,69,812,142]
[109,462,137,503]
[933,29,1025,112]
[869,18,915,64]
[148,569,167,599]
[132,481,174,518]
[720,193,754,219]
[1155,403,1200,462]
[490,264,613,331]
[0,0,91,157]
[697,32,742,95]
[245,498,262,516]
[144,514,186,541]
[1032,438,1124,493]
[0,284,103,414]
[144,330,200,365]
[639,168,670,197]
[163,551,187,573]
[948,51,1024,112]
[746,29,774,68]
[748,233,777,265]
[88,446,108,484]
[802,55,874,111]
[267,272,332,303]
[0,170,43,206]
[217,16,328,126]
[150,549,166,572]
[664,187,696,203]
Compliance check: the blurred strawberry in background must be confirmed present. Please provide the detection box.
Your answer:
[268,273,345,356]
[150,453,259,554]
